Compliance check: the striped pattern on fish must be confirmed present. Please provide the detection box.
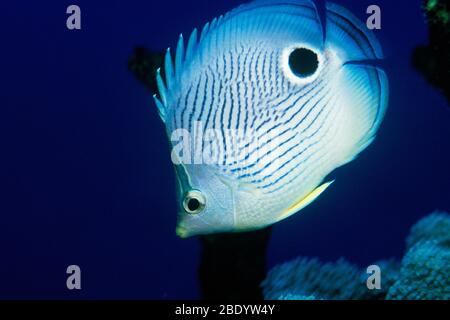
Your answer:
[153,0,389,237]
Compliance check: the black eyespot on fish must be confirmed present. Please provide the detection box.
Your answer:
[289,48,319,78]
[183,190,206,214]
[187,198,200,212]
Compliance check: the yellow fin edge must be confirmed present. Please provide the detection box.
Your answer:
[276,180,335,223]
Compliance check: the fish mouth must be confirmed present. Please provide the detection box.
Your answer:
[175,224,208,238]
[175,212,230,238]
[175,224,190,238]
[175,216,208,238]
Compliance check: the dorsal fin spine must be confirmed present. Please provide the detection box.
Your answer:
[175,34,185,81]
[156,68,167,106]
[200,22,210,42]
[164,48,174,90]
[153,94,166,122]
[185,28,198,63]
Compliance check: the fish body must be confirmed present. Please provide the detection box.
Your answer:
[154,0,389,237]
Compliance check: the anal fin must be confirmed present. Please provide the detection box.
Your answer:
[275,181,334,222]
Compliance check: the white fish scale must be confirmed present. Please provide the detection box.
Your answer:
[251,96,334,184]
[237,105,343,227]
[196,72,213,153]
[268,101,342,192]
[183,46,330,187]
[181,47,277,151]
[223,73,334,186]
[183,77,199,129]
[257,102,338,191]
[194,73,209,124]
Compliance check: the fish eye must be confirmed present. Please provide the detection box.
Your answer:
[183,190,206,214]
[288,48,319,78]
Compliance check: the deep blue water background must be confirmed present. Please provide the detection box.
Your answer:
[1,0,449,299]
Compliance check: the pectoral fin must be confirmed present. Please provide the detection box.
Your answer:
[276,181,334,222]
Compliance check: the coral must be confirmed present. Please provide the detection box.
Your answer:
[387,212,450,300]
[277,293,319,300]
[262,257,397,300]
[387,240,450,300]
[263,212,450,300]
[262,257,399,300]
[406,211,450,249]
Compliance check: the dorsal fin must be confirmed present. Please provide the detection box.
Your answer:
[153,0,324,122]
[153,0,384,123]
